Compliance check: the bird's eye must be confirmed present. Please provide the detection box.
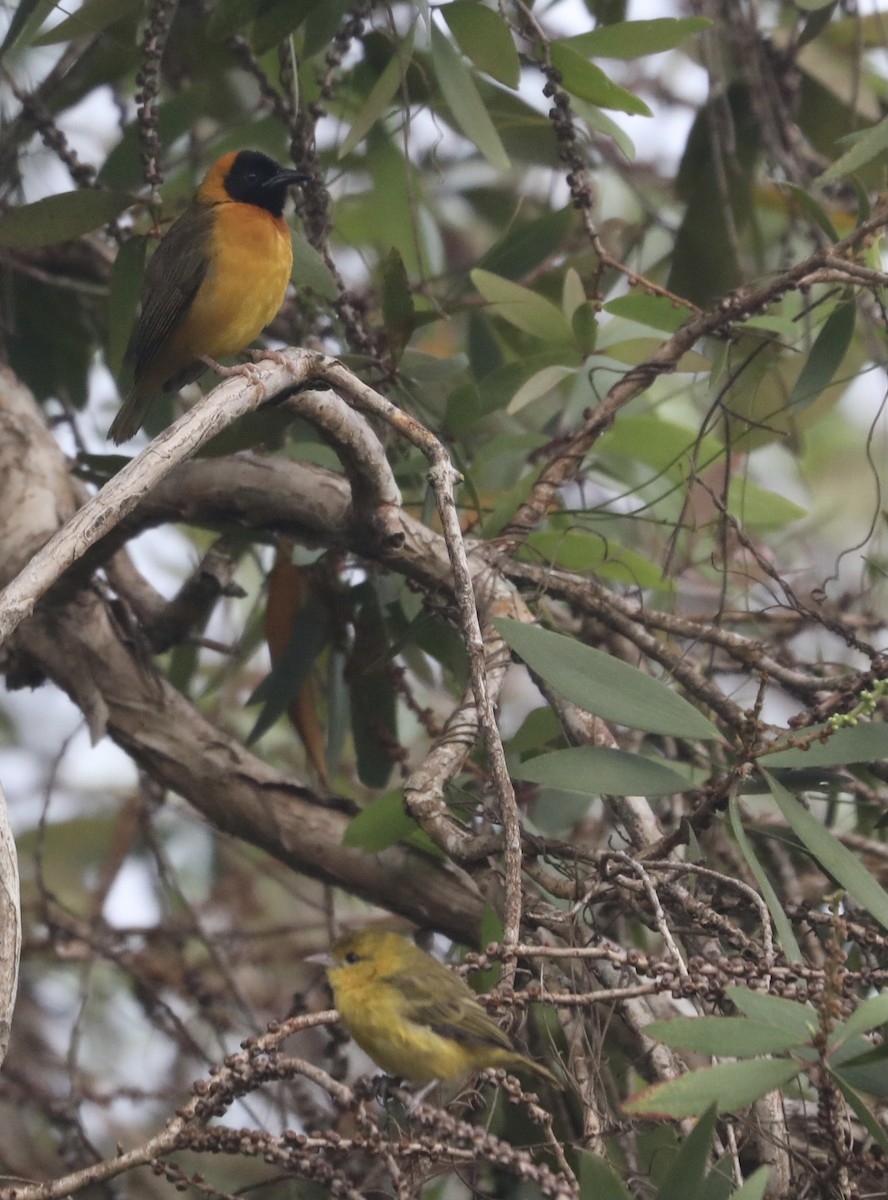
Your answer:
[246,172,258,183]
[344,951,361,965]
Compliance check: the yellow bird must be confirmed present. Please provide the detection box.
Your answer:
[315,927,559,1086]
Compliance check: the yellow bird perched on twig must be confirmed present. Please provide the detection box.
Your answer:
[312,927,560,1087]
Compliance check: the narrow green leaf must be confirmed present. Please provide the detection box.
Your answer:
[788,301,855,409]
[726,986,816,1038]
[550,42,652,116]
[777,181,840,241]
[523,531,668,589]
[0,0,57,56]
[471,905,504,991]
[645,1017,807,1057]
[830,1071,888,1155]
[571,302,598,355]
[0,189,132,248]
[340,28,415,158]
[33,0,138,43]
[830,1039,888,1098]
[816,114,888,185]
[565,17,711,59]
[657,1105,716,1200]
[764,722,888,768]
[207,0,264,40]
[495,617,722,739]
[514,746,694,798]
[431,25,510,170]
[507,365,576,414]
[348,583,398,789]
[623,1059,802,1118]
[479,206,573,282]
[830,991,888,1046]
[727,477,807,529]
[471,268,573,342]
[578,1151,631,1200]
[729,1167,771,1200]
[765,770,888,932]
[291,229,340,300]
[107,234,146,378]
[729,796,802,962]
[382,247,415,362]
[440,2,520,88]
[603,292,688,333]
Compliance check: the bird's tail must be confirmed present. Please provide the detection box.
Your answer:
[107,386,152,444]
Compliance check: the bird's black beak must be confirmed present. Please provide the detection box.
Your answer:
[264,168,310,190]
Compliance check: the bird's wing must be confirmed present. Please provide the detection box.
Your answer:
[126,204,215,382]
[389,970,513,1050]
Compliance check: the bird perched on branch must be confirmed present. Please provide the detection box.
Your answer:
[313,927,560,1087]
[108,149,307,443]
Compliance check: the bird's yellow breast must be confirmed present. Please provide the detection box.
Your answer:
[179,202,292,360]
[333,974,474,1083]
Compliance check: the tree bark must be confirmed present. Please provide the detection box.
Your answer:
[0,367,486,943]
[0,779,20,1071]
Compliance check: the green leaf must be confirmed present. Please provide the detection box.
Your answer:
[578,1151,631,1200]
[348,583,398,789]
[471,905,504,991]
[0,0,57,56]
[550,42,652,116]
[479,206,573,281]
[788,301,855,410]
[343,790,416,851]
[291,229,340,301]
[729,796,802,962]
[726,986,816,1038]
[564,17,711,59]
[382,247,415,362]
[33,0,139,43]
[729,1168,772,1200]
[494,617,722,739]
[507,365,577,414]
[765,770,888,931]
[644,1017,808,1057]
[816,113,888,185]
[777,181,840,241]
[603,292,689,333]
[727,477,807,529]
[471,268,574,342]
[830,991,888,1046]
[523,531,668,589]
[764,722,888,768]
[107,234,146,378]
[657,1105,717,1200]
[0,189,132,248]
[440,2,520,88]
[514,747,695,798]
[340,27,416,158]
[623,1059,802,1118]
[830,1072,888,1155]
[431,24,511,170]
[207,0,264,40]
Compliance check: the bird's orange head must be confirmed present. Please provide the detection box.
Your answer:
[197,149,308,218]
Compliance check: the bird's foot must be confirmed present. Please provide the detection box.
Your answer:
[406,1079,439,1112]
[199,355,266,395]
[248,347,293,372]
